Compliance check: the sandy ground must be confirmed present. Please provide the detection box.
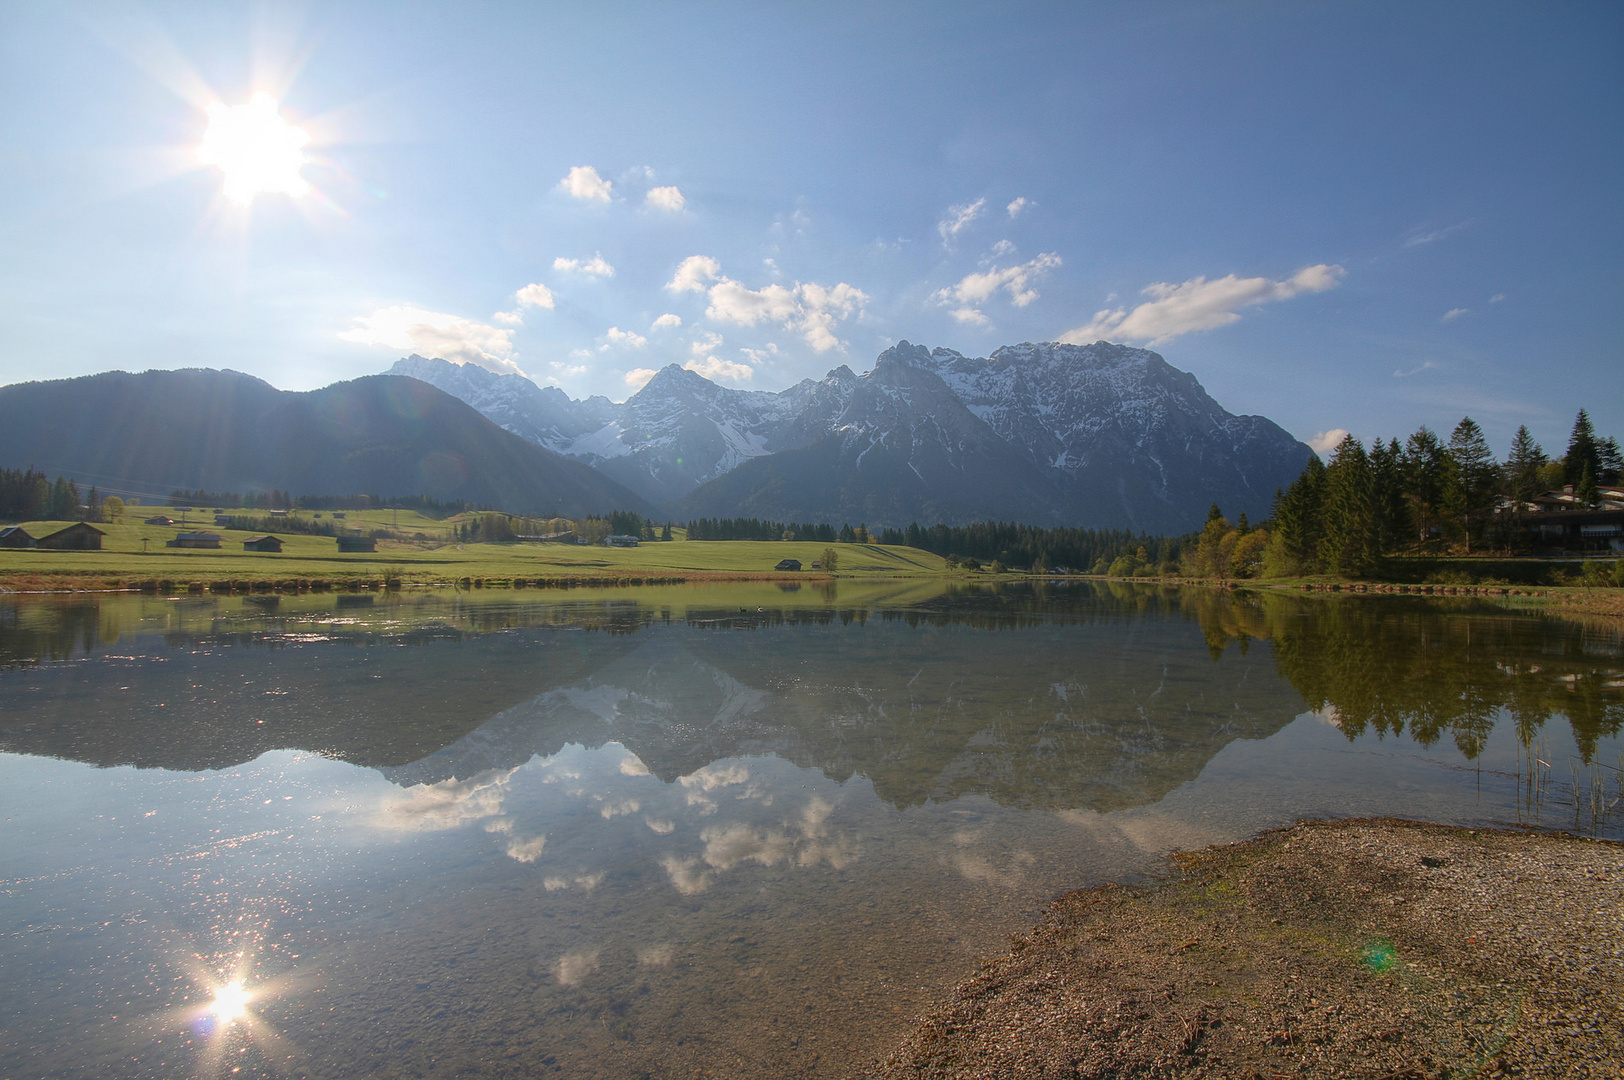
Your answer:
[860,819,1623,1079]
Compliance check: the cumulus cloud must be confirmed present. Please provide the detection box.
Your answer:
[938,197,986,243]
[658,854,712,895]
[988,239,1016,258]
[1006,197,1030,218]
[685,356,754,382]
[601,326,648,349]
[666,256,867,352]
[560,165,612,203]
[1441,307,1469,322]
[651,312,683,329]
[516,282,556,308]
[933,252,1062,326]
[700,823,793,870]
[373,768,516,831]
[1061,264,1345,346]
[690,329,724,357]
[1489,293,1506,304]
[340,305,522,375]
[666,255,722,294]
[1308,429,1351,454]
[646,185,685,211]
[554,254,615,278]
[624,367,658,390]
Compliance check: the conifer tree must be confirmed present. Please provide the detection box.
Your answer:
[1444,417,1497,553]
[1401,427,1448,544]
[1271,455,1326,572]
[1563,409,1600,487]
[1321,436,1378,576]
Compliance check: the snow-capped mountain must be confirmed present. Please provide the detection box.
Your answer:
[390,342,1313,531]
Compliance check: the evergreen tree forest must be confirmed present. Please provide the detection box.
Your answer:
[1267,411,1621,576]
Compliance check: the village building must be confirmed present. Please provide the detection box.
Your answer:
[336,536,377,553]
[37,522,105,550]
[775,558,802,571]
[242,535,284,553]
[0,526,37,548]
[166,531,222,549]
[143,515,175,526]
[604,534,640,547]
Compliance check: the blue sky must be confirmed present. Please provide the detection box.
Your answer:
[1,2,1618,458]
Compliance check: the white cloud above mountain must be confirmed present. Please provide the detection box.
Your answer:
[685,355,753,382]
[1062,264,1344,346]
[665,256,866,352]
[340,305,522,375]
[600,326,648,349]
[560,165,613,202]
[938,197,986,243]
[624,367,657,390]
[933,252,1062,324]
[554,254,615,277]
[646,185,685,211]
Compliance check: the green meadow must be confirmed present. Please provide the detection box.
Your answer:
[0,508,950,590]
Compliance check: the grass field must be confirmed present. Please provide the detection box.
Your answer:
[0,509,951,591]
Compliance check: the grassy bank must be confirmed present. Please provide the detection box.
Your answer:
[0,512,950,591]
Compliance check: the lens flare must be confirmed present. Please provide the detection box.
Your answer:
[208,979,253,1024]
[197,93,310,204]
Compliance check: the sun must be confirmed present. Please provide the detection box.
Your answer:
[198,93,311,205]
[207,979,254,1024]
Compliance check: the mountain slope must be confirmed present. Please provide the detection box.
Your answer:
[0,368,657,516]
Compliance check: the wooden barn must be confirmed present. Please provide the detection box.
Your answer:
[775,558,802,571]
[0,526,37,548]
[166,531,222,549]
[36,522,105,550]
[336,536,377,553]
[242,535,284,553]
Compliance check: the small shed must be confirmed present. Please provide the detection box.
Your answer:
[604,534,641,547]
[144,515,175,526]
[0,526,37,548]
[775,558,802,571]
[337,535,377,553]
[243,535,283,553]
[37,522,106,550]
[166,531,222,549]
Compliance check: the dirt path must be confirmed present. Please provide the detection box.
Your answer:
[860,819,1623,1079]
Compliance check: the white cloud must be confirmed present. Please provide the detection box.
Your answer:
[700,823,793,870]
[740,342,779,364]
[559,165,612,203]
[933,253,1062,322]
[1441,307,1469,322]
[1489,293,1506,304]
[689,329,724,357]
[646,185,685,211]
[624,367,658,390]
[373,768,516,831]
[1393,361,1439,378]
[938,197,986,243]
[670,257,866,352]
[988,239,1016,258]
[1308,429,1350,454]
[554,254,614,278]
[651,313,683,329]
[1006,197,1030,218]
[666,255,722,293]
[949,307,990,326]
[601,326,648,349]
[1404,219,1473,248]
[516,282,555,308]
[551,361,588,377]
[685,356,754,382]
[1061,264,1344,346]
[658,854,711,895]
[339,305,521,375]
[493,310,523,326]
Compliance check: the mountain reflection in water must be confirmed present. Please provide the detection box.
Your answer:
[2,584,1619,809]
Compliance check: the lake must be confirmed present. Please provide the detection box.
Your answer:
[2,581,1620,1079]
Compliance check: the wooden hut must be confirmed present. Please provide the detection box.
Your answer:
[36,522,106,550]
[775,558,802,571]
[166,531,222,549]
[0,526,37,548]
[336,536,377,553]
[242,535,283,553]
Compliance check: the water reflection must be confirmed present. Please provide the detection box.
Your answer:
[1,585,1621,1079]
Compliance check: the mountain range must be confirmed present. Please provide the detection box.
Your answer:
[0,368,656,517]
[393,340,1313,532]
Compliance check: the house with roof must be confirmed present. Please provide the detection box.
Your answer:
[37,522,105,550]
[336,535,377,552]
[242,535,283,553]
[0,526,36,548]
[166,531,222,549]
[775,558,802,571]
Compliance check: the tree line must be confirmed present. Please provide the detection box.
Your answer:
[166,489,470,516]
[0,468,125,524]
[1268,409,1619,577]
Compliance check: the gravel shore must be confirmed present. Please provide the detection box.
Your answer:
[861,818,1623,1079]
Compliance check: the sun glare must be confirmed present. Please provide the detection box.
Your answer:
[208,979,254,1024]
[198,93,310,205]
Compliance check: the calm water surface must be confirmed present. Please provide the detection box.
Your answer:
[1,582,1620,1079]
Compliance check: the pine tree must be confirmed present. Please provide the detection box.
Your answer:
[1271,455,1326,572]
[1401,427,1448,544]
[1563,409,1600,487]
[1444,417,1497,553]
[1368,437,1409,552]
[1321,436,1378,576]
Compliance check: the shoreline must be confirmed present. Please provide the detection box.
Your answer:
[861,818,1623,1079]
